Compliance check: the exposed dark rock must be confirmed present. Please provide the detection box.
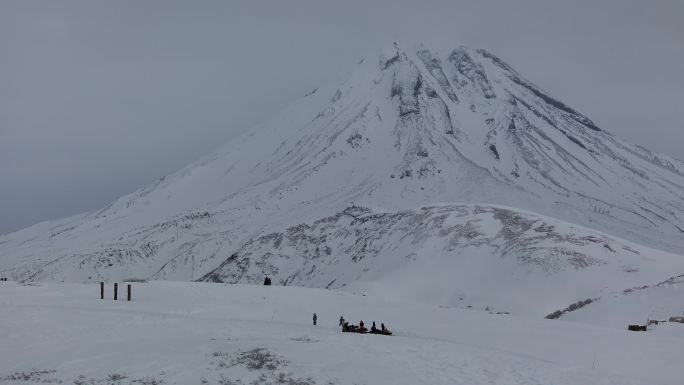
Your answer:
[448,49,496,99]
[478,49,600,131]
[489,144,500,160]
[382,52,400,70]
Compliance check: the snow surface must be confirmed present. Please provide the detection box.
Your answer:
[2,280,684,385]
[198,204,684,318]
[3,42,684,383]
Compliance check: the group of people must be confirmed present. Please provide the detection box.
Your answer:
[262,277,391,336]
[339,316,392,335]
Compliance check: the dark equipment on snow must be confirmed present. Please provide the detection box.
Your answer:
[628,324,647,331]
[342,320,391,335]
[342,322,365,333]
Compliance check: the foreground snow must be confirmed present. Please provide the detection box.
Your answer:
[3,281,683,384]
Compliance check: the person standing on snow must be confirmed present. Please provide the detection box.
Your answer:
[339,316,345,326]
[313,313,318,326]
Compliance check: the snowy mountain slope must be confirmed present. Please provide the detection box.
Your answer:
[2,42,684,316]
[3,203,683,317]
[562,271,684,328]
[197,204,684,316]
[3,281,684,385]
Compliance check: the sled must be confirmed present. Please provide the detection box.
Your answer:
[343,325,392,335]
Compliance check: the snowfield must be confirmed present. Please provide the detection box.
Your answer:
[2,281,684,385]
[3,41,684,384]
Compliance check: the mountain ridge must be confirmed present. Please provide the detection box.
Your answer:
[2,42,684,316]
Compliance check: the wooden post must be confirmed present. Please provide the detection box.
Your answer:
[127,284,131,301]
[100,282,104,299]
[114,283,118,300]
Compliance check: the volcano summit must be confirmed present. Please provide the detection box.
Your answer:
[2,43,684,316]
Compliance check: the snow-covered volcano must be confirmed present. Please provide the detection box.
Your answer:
[2,43,684,316]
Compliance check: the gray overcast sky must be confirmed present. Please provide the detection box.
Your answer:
[1,0,682,235]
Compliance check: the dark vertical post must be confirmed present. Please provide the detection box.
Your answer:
[114,282,118,300]
[100,282,104,299]
[127,284,131,301]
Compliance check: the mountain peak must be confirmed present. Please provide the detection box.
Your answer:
[358,42,602,134]
[3,42,684,290]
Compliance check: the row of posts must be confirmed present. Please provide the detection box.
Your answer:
[100,282,132,301]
